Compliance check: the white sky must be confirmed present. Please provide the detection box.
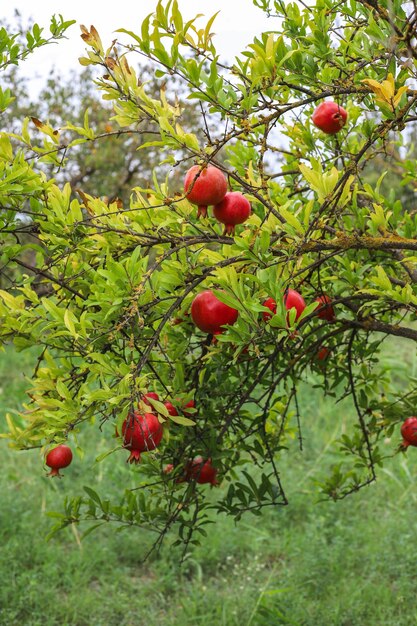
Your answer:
[3,1,274,92]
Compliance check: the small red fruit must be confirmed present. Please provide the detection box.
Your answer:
[164,401,179,417]
[262,296,277,322]
[262,290,306,324]
[317,346,330,362]
[164,463,174,474]
[185,456,218,485]
[143,392,159,406]
[312,101,347,134]
[184,165,228,218]
[285,289,306,321]
[191,290,238,334]
[45,444,73,478]
[401,417,417,448]
[213,192,251,235]
[315,295,335,321]
[183,400,195,416]
[121,411,163,464]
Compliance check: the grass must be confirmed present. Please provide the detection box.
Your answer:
[1,343,417,625]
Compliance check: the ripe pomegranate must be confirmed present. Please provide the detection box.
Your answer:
[184,165,227,218]
[191,290,238,334]
[164,401,178,417]
[315,295,335,321]
[262,289,306,324]
[262,296,277,322]
[45,444,73,478]
[121,411,163,463]
[317,346,330,361]
[312,101,347,134]
[213,192,251,235]
[143,392,159,406]
[401,417,417,448]
[185,456,218,485]
[183,400,195,416]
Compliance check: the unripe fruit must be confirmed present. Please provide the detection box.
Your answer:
[121,411,163,464]
[185,456,218,485]
[213,192,251,234]
[184,165,228,218]
[312,101,347,134]
[191,290,238,334]
[401,417,417,448]
[315,295,335,321]
[262,290,306,324]
[45,444,73,478]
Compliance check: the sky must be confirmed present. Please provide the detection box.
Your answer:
[4,1,274,93]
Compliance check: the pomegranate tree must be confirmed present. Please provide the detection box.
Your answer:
[184,165,228,218]
[121,411,163,463]
[213,191,251,234]
[45,444,73,478]
[312,101,347,134]
[191,289,239,334]
[401,417,417,448]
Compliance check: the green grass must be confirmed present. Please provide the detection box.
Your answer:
[1,344,417,626]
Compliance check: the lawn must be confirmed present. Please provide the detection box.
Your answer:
[1,342,416,626]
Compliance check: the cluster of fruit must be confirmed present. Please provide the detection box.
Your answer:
[42,101,412,479]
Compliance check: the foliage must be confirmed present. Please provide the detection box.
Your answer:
[1,1,417,554]
[1,345,417,626]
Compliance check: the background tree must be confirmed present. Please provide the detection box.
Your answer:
[2,0,417,557]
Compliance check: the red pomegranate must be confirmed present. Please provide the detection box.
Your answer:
[262,296,277,322]
[191,290,239,334]
[143,392,159,406]
[312,101,347,134]
[184,165,228,218]
[121,411,163,464]
[316,346,330,361]
[45,444,73,478]
[213,192,251,234]
[183,399,195,416]
[185,456,218,485]
[262,289,305,324]
[315,295,335,321]
[401,417,417,448]
[164,401,178,417]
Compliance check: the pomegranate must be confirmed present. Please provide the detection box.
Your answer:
[143,392,159,406]
[262,289,305,324]
[164,401,178,417]
[262,296,277,322]
[315,295,335,321]
[163,463,174,474]
[121,411,163,463]
[184,165,228,218]
[213,192,251,235]
[183,399,195,416]
[185,456,218,485]
[45,444,73,477]
[316,346,330,361]
[312,101,347,134]
[401,417,417,448]
[191,290,238,334]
